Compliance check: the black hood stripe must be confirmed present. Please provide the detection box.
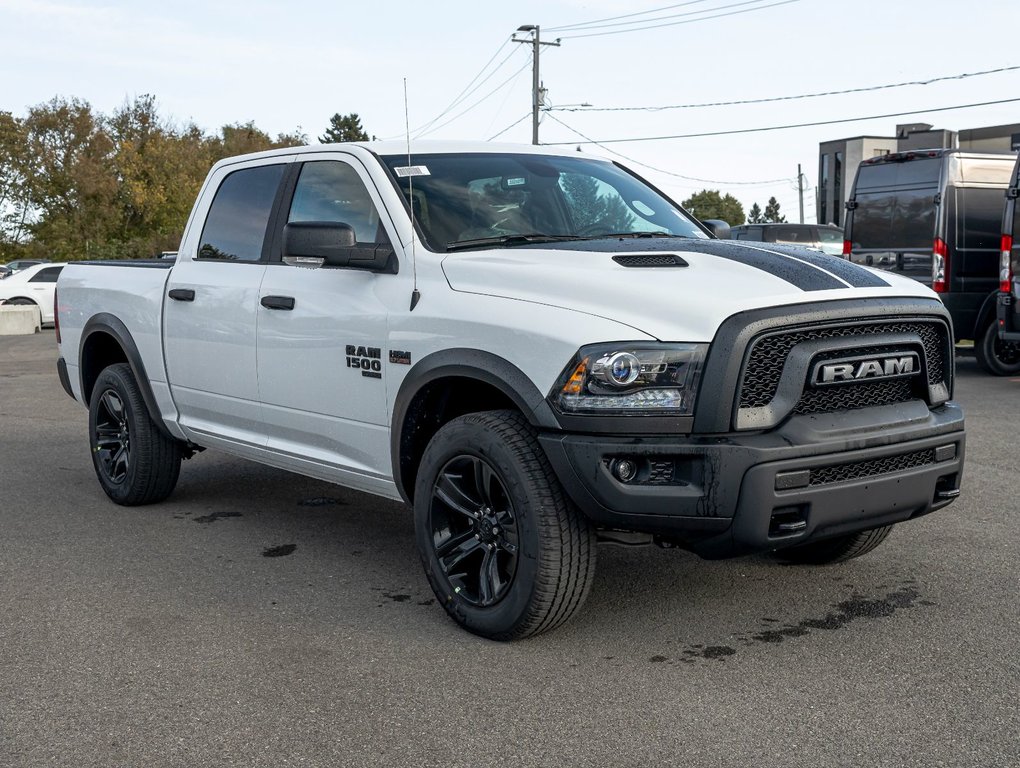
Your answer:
[686,241,846,291]
[515,236,891,291]
[768,246,891,288]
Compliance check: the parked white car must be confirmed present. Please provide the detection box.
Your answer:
[0,262,66,324]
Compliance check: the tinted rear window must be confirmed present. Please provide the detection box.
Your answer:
[851,159,941,250]
[953,187,1005,250]
[199,164,285,261]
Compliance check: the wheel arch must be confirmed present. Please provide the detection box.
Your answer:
[79,314,175,441]
[390,349,560,504]
[973,290,999,339]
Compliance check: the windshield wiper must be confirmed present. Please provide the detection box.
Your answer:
[445,234,586,252]
[585,231,687,240]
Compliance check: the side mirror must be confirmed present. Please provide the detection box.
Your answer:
[701,219,731,239]
[283,221,397,273]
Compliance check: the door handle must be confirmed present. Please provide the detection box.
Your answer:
[261,295,295,310]
[168,288,195,302]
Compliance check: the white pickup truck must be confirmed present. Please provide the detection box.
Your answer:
[56,142,965,639]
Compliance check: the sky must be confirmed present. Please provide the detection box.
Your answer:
[1,0,1018,223]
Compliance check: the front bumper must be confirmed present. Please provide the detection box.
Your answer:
[539,400,965,559]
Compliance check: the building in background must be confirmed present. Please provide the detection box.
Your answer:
[817,122,1020,225]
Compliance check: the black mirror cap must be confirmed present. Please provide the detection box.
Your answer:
[283,221,397,273]
[701,219,731,239]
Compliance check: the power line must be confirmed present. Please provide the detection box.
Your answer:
[547,65,1020,113]
[380,39,517,140]
[410,44,522,137]
[489,113,531,141]
[543,96,1020,144]
[544,113,794,186]
[547,0,716,32]
[551,0,786,35]
[558,0,800,39]
[415,56,532,138]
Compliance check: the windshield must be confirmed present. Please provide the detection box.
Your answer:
[380,152,707,251]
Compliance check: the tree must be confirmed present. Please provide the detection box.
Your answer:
[319,113,371,143]
[0,111,32,256]
[21,96,120,261]
[681,189,745,226]
[560,172,634,233]
[747,202,763,224]
[763,196,786,223]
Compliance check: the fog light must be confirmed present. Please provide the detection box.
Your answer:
[612,458,638,483]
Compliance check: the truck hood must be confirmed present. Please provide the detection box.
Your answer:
[441,238,940,341]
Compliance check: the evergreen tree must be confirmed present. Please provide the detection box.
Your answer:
[763,196,786,223]
[747,202,763,224]
[319,113,371,143]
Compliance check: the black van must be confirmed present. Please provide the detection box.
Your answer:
[843,148,1018,374]
[995,155,1020,372]
[730,223,844,255]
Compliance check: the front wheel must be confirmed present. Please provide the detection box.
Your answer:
[773,525,893,565]
[88,363,182,505]
[414,410,596,640]
[975,321,1020,375]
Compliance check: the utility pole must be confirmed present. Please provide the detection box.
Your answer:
[797,163,806,224]
[513,25,560,145]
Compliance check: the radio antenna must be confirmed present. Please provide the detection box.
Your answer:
[404,77,421,311]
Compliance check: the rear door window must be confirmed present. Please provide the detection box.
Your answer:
[199,164,285,261]
[851,158,940,250]
[28,266,63,283]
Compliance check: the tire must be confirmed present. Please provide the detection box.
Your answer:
[414,410,596,640]
[88,363,182,506]
[5,297,35,305]
[773,525,893,565]
[975,320,1020,376]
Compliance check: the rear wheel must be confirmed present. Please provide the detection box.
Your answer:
[88,363,182,505]
[773,525,893,565]
[975,320,1020,375]
[414,410,596,640]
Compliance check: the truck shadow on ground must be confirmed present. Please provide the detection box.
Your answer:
[160,452,933,657]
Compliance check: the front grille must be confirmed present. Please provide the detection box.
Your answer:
[809,448,936,486]
[738,319,948,413]
[792,378,915,415]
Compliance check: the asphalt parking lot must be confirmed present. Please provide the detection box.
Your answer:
[1,331,1017,768]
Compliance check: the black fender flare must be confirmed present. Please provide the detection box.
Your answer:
[79,313,176,441]
[389,348,561,503]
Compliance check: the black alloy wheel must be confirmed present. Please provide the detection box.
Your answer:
[93,388,131,485]
[976,320,1020,375]
[414,410,596,640]
[429,455,520,607]
[87,363,182,506]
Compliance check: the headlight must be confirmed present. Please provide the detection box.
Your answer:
[552,342,708,415]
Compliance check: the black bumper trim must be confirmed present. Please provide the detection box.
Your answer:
[540,402,965,558]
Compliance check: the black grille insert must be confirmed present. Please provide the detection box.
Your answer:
[809,448,936,486]
[739,319,948,411]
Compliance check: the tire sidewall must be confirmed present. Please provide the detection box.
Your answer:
[88,366,140,504]
[978,321,1020,376]
[414,416,542,638]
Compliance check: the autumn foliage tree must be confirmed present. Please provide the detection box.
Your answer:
[0,95,312,261]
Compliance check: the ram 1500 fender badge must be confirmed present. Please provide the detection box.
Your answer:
[811,352,920,386]
[346,345,382,379]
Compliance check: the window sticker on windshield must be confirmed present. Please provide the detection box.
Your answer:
[505,177,526,187]
[394,165,430,177]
